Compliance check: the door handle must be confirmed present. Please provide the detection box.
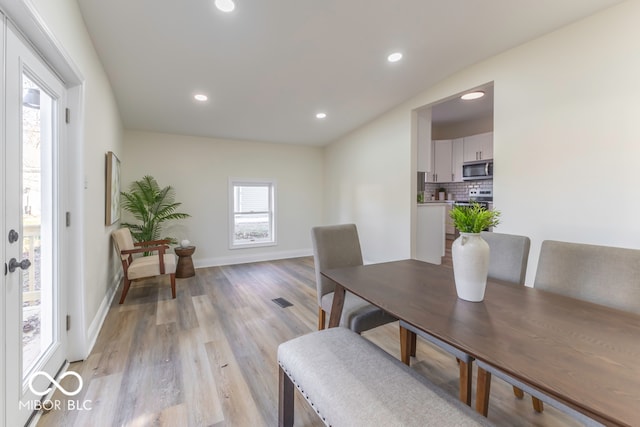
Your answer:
[8,258,31,273]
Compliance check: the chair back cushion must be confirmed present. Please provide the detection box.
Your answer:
[311,224,364,306]
[534,240,640,314]
[481,231,531,285]
[112,228,135,260]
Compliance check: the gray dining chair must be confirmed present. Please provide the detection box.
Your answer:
[311,224,397,332]
[400,231,531,406]
[476,240,640,424]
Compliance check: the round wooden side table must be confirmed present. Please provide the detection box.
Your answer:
[174,246,196,278]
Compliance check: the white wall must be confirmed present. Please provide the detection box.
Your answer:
[122,130,324,266]
[324,106,413,263]
[491,0,640,283]
[325,0,640,283]
[27,0,124,355]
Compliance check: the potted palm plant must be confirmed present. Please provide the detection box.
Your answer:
[449,203,500,301]
[120,175,190,248]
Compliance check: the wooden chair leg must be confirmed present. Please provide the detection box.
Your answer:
[459,360,472,406]
[170,273,176,298]
[318,307,326,330]
[513,386,524,399]
[410,330,417,357]
[278,366,294,427]
[513,386,544,412]
[399,325,413,365]
[119,277,131,304]
[532,397,544,412]
[475,367,492,417]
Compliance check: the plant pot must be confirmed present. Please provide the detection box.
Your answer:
[451,232,490,302]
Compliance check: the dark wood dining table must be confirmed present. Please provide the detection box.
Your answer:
[323,259,640,427]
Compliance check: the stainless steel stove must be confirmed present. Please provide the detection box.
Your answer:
[455,189,493,208]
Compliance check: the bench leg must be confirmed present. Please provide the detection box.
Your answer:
[459,360,472,406]
[476,367,492,416]
[279,366,294,427]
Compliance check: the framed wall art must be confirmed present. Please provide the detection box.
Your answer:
[105,151,121,225]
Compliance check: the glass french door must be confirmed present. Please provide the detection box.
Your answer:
[3,21,67,427]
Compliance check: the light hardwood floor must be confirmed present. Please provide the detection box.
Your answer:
[37,257,580,427]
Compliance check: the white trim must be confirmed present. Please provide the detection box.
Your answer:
[0,12,6,427]
[0,0,84,85]
[195,248,312,268]
[84,272,120,358]
[64,84,86,361]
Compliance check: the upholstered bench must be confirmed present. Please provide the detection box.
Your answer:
[277,327,494,427]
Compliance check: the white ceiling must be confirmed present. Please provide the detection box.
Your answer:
[76,0,623,146]
[431,83,494,127]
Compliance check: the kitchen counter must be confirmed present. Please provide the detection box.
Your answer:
[416,203,446,264]
[418,200,454,205]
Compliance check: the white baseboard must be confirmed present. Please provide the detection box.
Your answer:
[194,248,312,268]
[85,272,120,357]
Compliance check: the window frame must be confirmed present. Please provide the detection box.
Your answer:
[228,178,277,249]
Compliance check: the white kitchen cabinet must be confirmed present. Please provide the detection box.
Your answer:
[433,139,452,183]
[463,132,493,162]
[451,138,464,182]
[416,204,445,264]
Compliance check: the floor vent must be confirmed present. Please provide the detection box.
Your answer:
[272,297,293,308]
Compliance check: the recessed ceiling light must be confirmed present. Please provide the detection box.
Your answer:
[316,112,327,119]
[215,0,235,12]
[194,94,208,102]
[387,52,403,63]
[460,91,485,100]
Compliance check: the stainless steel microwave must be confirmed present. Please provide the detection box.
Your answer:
[462,160,493,181]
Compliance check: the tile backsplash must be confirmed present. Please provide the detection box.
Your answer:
[425,180,493,201]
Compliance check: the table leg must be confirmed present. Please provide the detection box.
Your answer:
[328,284,346,328]
[476,367,492,416]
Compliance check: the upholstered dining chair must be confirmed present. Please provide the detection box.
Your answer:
[475,240,640,423]
[111,228,177,304]
[400,231,531,406]
[311,224,397,332]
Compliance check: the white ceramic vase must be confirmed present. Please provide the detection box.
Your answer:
[451,232,490,302]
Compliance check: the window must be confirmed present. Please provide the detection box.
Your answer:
[229,179,276,248]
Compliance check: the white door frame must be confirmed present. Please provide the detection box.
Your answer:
[0,0,86,362]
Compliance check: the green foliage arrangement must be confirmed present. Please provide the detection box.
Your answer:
[450,203,500,233]
[120,175,190,244]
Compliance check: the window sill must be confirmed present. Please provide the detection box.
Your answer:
[230,241,277,250]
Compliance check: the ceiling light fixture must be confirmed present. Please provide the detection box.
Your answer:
[316,112,327,119]
[460,91,485,100]
[215,0,235,12]
[194,94,208,102]
[387,52,403,63]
